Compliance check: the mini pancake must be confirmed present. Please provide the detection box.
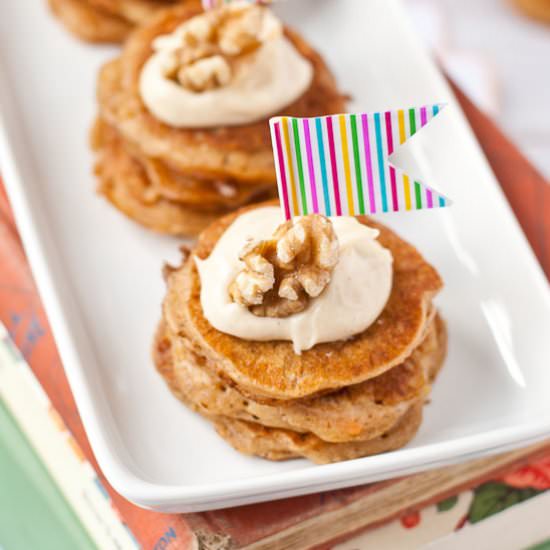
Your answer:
[49,0,200,43]
[88,0,187,25]
[163,204,443,400]
[213,403,424,464]
[513,0,550,23]
[93,118,276,211]
[94,124,222,235]
[154,313,426,463]
[142,156,275,208]
[154,315,447,443]
[48,0,131,43]
[92,119,276,235]
[97,5,347,183]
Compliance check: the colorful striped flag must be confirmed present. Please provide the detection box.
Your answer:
[269,105,451,220]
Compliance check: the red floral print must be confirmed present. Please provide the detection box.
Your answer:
[502,456,550,490]
[400,511,421,529]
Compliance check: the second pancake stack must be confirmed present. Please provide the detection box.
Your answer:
[91,4,346,236]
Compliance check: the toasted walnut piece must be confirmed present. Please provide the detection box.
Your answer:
[278,275,302,301]
[229,214,339,318]
[177,55,232,92]
[160,4,276,92]
[177,42,219,67]
[179,15,215,47]
[229,241,275,306]
[217,5,265,56]
[250,293,309,318]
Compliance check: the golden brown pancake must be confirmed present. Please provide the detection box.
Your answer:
[212,403,423,464]
[94,123,222,235]
[162,203,443,401]
[48,0,200,43]
[513,0,550,23]
[96,5,347,183]
[142,156,275,208]
[155,314,446,443]
[48,0,132,43]
[93,119,276,210]
[88,0,186,25]
[154,203,447,463]
[92,118,277,234]
[153,326,426,463]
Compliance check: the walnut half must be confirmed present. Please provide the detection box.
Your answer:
[229,214,339,318]
[162,4,274,93]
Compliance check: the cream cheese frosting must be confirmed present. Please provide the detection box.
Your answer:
[196,207,394,353]
[139,6,314,128]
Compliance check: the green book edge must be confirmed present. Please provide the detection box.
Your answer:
[0,397,96,550]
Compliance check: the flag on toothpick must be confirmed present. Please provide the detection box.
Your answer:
[270,105,451,220]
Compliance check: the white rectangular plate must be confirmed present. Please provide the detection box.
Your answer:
[1,0,550,513]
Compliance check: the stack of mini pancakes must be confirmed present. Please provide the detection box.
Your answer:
[154,206,447,463]
[48,0,198,43]
[91,5,347,236]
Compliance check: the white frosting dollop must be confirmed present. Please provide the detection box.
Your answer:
[196,207,394,353]
[139,9,313,128]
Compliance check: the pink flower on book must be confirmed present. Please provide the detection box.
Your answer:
[400,511,421,529]
[502,457,550,490]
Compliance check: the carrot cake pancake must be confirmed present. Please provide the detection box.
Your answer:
[93,3,346,235]
[155,203,447,463]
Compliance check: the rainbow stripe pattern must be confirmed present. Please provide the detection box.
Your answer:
[202,0,271,9]
[269,105,451,219]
